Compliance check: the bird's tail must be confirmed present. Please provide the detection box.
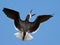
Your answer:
[14,32,33,41]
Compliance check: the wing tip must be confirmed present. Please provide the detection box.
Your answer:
[2,8,8,12]
[48,15,53,18]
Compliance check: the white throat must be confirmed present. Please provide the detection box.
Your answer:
[30,14,32,19]
[29,12,32,19]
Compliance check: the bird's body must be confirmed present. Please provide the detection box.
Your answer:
[3,8,53,41]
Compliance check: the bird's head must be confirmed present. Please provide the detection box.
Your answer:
[26,10,35,21]
[28,10,35,19]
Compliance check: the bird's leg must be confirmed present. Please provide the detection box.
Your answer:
[22,32,26,40]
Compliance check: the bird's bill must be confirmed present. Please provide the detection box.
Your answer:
[29,10,35,18]
[32,14,35,16]
[29,14,35,19]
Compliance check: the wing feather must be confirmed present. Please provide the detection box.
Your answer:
[3,8,20,20]
[29,15,53,32]
[3,8,21,30]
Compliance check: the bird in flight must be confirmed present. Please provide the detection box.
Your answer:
[3,8,53,41]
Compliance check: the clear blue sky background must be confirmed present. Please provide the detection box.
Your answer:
[0,0,60,45]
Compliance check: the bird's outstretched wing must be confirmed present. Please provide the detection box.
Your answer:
[3,8,20,21]
[29,15,53,33]
[3,8,21,30]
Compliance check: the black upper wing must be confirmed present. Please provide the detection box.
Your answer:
[3,8,21,30]
[3,8,20,21]
[29,15,53,33]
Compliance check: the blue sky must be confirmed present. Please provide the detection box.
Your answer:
[0,0,60,45]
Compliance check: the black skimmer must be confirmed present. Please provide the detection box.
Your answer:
[3,8,53,41]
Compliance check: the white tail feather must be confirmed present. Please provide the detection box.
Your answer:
[14,32,33,40]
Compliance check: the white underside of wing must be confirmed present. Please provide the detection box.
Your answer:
[13,23,19,31]
[32,28,40,34]
[32,29,38,34]
[14,26,19,31]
